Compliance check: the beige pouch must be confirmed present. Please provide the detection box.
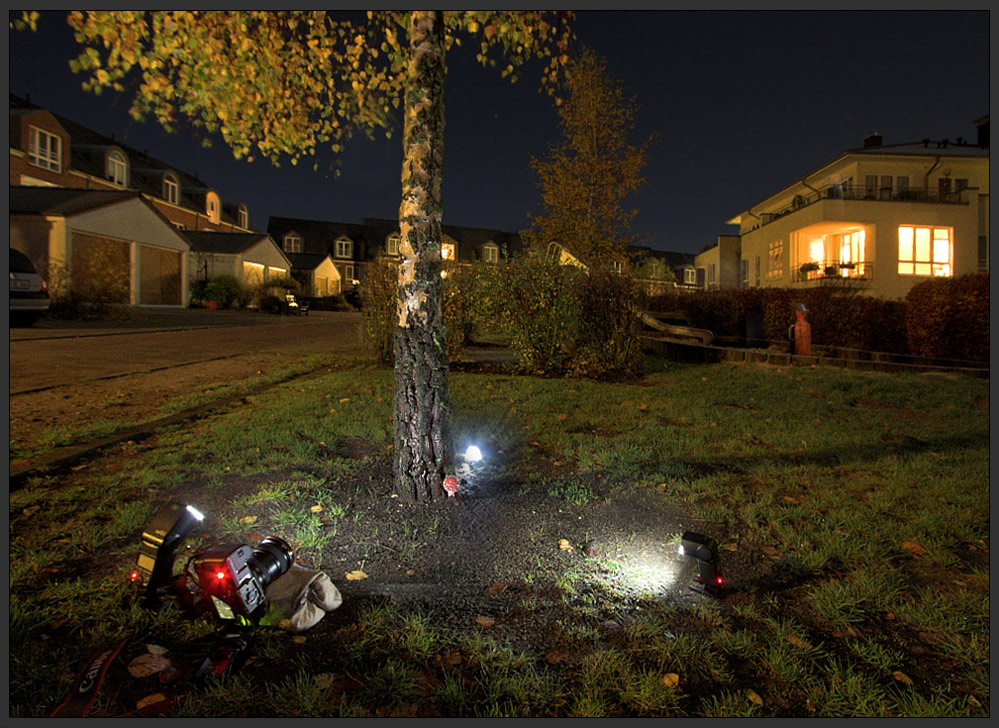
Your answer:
[264,564,342,633]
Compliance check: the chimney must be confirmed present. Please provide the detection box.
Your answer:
[863,132,882,148]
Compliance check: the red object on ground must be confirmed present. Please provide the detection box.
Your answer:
[442,476,460,497]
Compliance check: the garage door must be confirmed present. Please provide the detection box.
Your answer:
[70,233,130,303]
[139,245,183,305]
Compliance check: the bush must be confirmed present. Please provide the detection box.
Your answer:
[906,274,989,362]
[477,253,644,378]
[47,257,130,320]
[308,294,354,312]
[203,274,243,309]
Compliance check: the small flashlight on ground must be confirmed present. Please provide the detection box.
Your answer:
[464,445,482,462]
[679,531,723,596]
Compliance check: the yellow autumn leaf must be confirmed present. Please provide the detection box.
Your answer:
[663,673,680,689]
[893,671,914,686]
[136,693,168,710]
[345,570,368,581]
[558,539,573,551]
[310,504,323,513]
[240,515,258,526]
[475,615,495,627]
[746,689,764,706]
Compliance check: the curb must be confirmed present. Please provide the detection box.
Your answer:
[641,336,989,378]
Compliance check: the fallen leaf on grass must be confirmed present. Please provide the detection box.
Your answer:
[310,505,323,513]
[893,671,914,686]
[21,505,40,517]
[339,397,350,403]
[558,539,573,551]
[901,541,927,557]
[968,695,982,709]
[662,673,680,689]
[761,545,781,558]
[293,636,307,644]
[314,673,336,689]
[240,515,258,526]
[545,650,568,665]
[485,582,508,596]
[720,542,738,552]
[474,616,495,627]
[137,693,168,710]
[127,654,170,678]
[746,689,764,706]
[345,570,368,581]
[788,635,813,650]
[782,495,800,504]
[145,644,168,656]
[438,650,462,668]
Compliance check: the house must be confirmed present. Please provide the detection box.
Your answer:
[10,94,255,235]
[285,252,342,297]
[694,235,741,291]
[9,186,190,306]
[9,93,257,306]
[268,217,376,288]
[713,117,989,299]
[267,215,524,289]
[181,231,292,294]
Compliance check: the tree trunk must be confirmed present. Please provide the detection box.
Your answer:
[393,10,451,503]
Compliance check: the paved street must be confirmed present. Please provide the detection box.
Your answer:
[9,309,366,393]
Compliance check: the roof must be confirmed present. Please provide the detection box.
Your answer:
[9,186,145,216]
[181,231,274,255]
[10,93,247,229]
[285,252,334,271]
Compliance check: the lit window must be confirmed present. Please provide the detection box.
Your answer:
[442,242,455,261]
[206,192,220,224]
[898,226,952,277]
[387,234,400,256]
[238,205,248,229]
[335,238,353,259]
[840,230,866,275]
[284,234,302,253]
[611,260,624,274]
[163,174,179,204]
[709,263,716,283]
[768,240,783,279]
[482,244,498,263]
[809,238,825,263]
[28,127,61,172]
[343,264,355,281]
[740,259,749,288]
[684,267,696,284]
[107,150,128,186]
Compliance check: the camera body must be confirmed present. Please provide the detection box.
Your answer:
[132,502,294,623]
[192,537,294,622]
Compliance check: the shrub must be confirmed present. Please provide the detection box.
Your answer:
[478,253,645,378]
[189,278,209,305]
[203,274,243,309]
[47,256,130,320]
[308,294,354,311]
[906,274,989,362]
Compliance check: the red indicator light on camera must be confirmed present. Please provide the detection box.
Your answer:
[216,570,227,581]
[130,570,140,581]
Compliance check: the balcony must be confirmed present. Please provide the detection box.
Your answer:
[796,260,873,289]
[755,184,970,229]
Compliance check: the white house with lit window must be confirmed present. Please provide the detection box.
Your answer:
[722,118,988,299]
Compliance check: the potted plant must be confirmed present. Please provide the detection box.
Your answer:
[799,262,820,275]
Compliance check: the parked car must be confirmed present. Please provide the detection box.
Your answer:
[10,247,50,326]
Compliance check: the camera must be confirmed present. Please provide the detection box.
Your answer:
[131,501,294,624]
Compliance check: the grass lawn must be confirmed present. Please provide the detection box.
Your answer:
[8,354,989,717]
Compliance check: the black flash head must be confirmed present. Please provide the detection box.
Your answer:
[135,501,204,607]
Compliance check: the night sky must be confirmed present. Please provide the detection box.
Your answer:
[8,10,990,254]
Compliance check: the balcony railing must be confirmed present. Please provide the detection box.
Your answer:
[755,184,970,228]
[796,260,873,286]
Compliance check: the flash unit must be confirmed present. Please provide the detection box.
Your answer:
[464,445,483,462]
[679,531,723,596]
[135,501,205,608]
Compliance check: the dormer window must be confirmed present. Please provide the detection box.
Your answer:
[335,237,353,259]
[284,233,302,253]
[482,243,499,263]
[28,127,61,172]
[611,260,624,274]
[206,191,220,224]
[107,150,128,186]
[237,204,249,229]
[442,242,455,261]
[163,173,179,204]
[387,233,400,256]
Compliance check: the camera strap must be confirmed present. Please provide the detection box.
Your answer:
[49,638,129,717]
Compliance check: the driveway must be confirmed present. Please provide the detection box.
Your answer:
[9,308,366,393]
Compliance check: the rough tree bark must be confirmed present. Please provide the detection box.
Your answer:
[393,11,452,503]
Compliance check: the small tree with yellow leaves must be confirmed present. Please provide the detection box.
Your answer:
[60,10,574,502]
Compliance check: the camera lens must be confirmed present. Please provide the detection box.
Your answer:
[249,536,295,587]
